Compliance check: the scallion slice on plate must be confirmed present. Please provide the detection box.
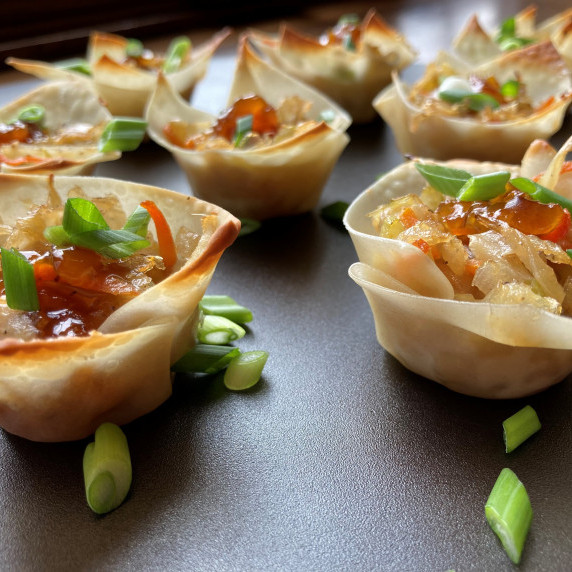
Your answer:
[510,177,572,212]
[125,38,144,58]
[171,344,240,374]
[414,163,472,197]
[83,423,132,515]
[162,36,192,73]
[0,247,40,311]
[55,57,92,75]
[456,171,511,201]
[485,468,533,564]
[223,350,268,390]
[17,104,45,125]
[199,295,253,324]
[233,114,253,147]
[99,117,147,153]
[198,315,246,345]
[503,405,541,453]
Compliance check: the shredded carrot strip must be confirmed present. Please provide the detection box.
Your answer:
[399,208,418,228]
[33,261,58,282]
[140,200,177,267]
[464,258,480,278]
[535,96,555,114]
[0,154,44,166]
[412,238,430,254]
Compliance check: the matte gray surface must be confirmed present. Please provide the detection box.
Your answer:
[1,37,572,572]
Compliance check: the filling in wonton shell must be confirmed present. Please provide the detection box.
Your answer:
[247,9,416,123]
[374,42,572,163]
[7,29,231,118]
[146,38,351,221]
[0,173,240,442]
[0,81,119,175]
[343,136,572,399]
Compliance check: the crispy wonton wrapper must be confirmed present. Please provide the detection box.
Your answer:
[0,80,119,175]
[146,38,351,220]
[343,136,572,399]
[452,5,572,69]
[0,174,240,441]
[247,9,416,123]
[374,41,572,163]
[7,28,230,117]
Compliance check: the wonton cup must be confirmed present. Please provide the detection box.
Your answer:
[0,80,119,175]
[452,5,572,69]
[146,38,351,221]
[7,28,231,117]
[247,9,416,123]
[374,41,572,163]
[343,136,572,399]
[0,174,240,441]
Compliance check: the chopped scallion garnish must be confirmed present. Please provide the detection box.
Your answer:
[321,200,349,223]
[342,34,356,51]
[503,405,541,453]
[83,423,132,515]
[122,205,151,238]
[495,16,534,51]
[233,114,253,147]
[456,171,511,201]
[511,177,572,212]
[64,197,109,235]
[238,218,261,236]
[414,163,472,197]
[0,247,40,311]
[198,315,246,345]
[171,344,240,374]
[125,38,144,58]
[438,90,499,111]
[17,104,45,125]
[55,57,92,75]
[501,80,520,99]
[223,350,269,390]
[337,14,360,25]
[485,468,532,564]
[199,295,253,324]
[98,117,147,153]
[43,225,71,247]
[71,228,150,259]
[162,36,192,74]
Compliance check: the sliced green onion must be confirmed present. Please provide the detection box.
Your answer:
[125,38,144,58]
[498,16,516,39]
[83,422,132,515]
[43,225,71,247]
[337,13,360,25]
[162,36,192,74]
[199,294,253,324]
[457,171,511,201]
[171,344,240,374]
[438,88,473,104]
[233,114,253,148]
[498,36,533,51]
[503,405,541,453]
[466,93,500,111]
[0,247,39,311]
[342,34,356,51]
[71,229,150,259]
[198,315,246,345]
[55,57,92,75]
[238,218,261,236]
[98,117,147,153]
[511,177,572,212]
[485,468,532,564]
[501,80,520,99]
[321,200,349,222]
[319,109,336,124]
[223,350,268,391]
[414,163,472,197]
[122,205,151,238]
[63,197,109,235]
[17,104,45,125]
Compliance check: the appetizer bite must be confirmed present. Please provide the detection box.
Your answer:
[0,174,240,442]
[452,5,572,69]
[344,136,572,399]
[7,28,231,117]
[247,9,416,123]
[146,37,351,221]
[0,80,137,175]
[374,42,572,163]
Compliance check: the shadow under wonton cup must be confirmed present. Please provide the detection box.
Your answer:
[0,173,240,442]
[0,80,120,175]
[344,136,572,399]
[246,8,416,124]
[374,41,572,164]
[146,38,351,221]
[7,28,231,118]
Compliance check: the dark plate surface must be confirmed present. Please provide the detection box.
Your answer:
[1,2,571,570]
